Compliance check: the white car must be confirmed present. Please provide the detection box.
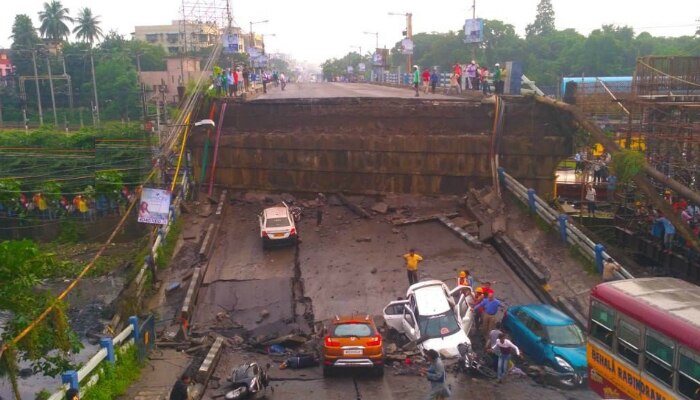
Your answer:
[258,203,298,249]
[383,280,474,357]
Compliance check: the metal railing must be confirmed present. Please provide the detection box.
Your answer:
[498,167,634,280]
[47,317,140,399]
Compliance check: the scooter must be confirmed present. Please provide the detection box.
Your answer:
[224,362,271,399]
[456,343,497,379]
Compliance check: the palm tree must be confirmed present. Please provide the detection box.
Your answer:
[73,7,103,46]
[38,0,73,44]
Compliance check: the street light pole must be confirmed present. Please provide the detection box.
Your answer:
[471,0,477,61]
[388,12,413,76]
[363,31,379,49]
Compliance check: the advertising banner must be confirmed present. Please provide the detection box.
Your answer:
[373,48,388,67]
[137,188,172,225]
[400,38,414,55]
[223,33,240,54]
[358,63,366,72]
[464,18,484,43]
[347,66,354,74]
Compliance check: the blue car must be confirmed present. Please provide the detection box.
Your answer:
[501,304,587,386]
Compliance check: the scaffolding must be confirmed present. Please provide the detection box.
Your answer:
[631,56,700,190]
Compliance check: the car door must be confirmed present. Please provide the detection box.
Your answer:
[401,307,419,342]
[383,300,409,333]
[455,294,474,335]
[507,309,532,354]
[524,317,548,363]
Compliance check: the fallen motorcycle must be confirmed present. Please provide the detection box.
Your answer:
[224,362,272,399]
[456,343,497,379]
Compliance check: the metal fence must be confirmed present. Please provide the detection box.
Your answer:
[498,167,634,280]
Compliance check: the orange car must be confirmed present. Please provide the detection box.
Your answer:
[322,315,384,377]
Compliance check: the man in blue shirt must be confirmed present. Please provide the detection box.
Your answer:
[658,216,676,254]
[607,174,617,202]
[474,292,502,337]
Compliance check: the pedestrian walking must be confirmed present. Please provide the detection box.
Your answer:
[452,63,462,93]
[474,292,502,337]
[412,65,420,97]
[430,68,439,94]
[486,322,503,352]
[421,349,451,399]
[422,68,431,94]
[491,333,520,383]
[403,248,423,285]
[170,373,192,400]
[480,66,490,94]
[602,257,621,282]
[586,183,597,218]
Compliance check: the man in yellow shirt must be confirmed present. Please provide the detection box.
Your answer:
[403,248,423,285]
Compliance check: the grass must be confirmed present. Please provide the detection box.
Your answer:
[80,345,143,400]
[157,218,183,269]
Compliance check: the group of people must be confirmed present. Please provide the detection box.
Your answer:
[411,61,507,97]
[402,249,518,396]
[213,65,249,97]
[0,185,140,221]
[635,195,700,256]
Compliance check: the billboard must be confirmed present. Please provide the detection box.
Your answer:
[223,33,240,54]
[400,38,414,55]
[372,48,388,67]
[358,63,366,72]
[138,188,172,225]
[464,18,484,43]
[347,66,354,74]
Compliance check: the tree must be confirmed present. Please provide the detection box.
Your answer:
[10,15,42,78]
[38,0,74,45]
[72,7,103,46]
[525,0,556,38]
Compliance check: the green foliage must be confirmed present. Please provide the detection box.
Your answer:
[56,220,83,243]
[38,0,74,43]
[37,181,62,203]
[72,7,103,46]
[0,179,21,205]
[95,170,124,201]
[81,345,142,400]
[35,389,51,400]
[0,240,82,379]
[157,219,183,269]
[322,51,369,80]
[612,150,645,184]
[526,0,556,38]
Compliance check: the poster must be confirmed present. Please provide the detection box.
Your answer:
[138,188,172,225]
[358,63,366,72]
[223,33,240,54]
[347,66,354,73]
[373,48,388,67]
[400,38,414,55]
[464,18,484,43]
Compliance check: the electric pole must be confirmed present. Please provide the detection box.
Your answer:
[45,52,59,127]
[407,13,413,73]
[472,0,477,61]
[31,49,44,126]
[90,49,100,126]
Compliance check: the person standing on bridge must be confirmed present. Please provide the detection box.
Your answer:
[403,248,423,285]
[413,65,421,97]
[430,68,439,94]
[474,291,503,337]
[585,183,597,218]
[170,373,192,400]
[452,63,463,93]
[422,68,431,94]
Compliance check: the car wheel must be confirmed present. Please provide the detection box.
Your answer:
[373,365,384,377]
[322,365,332,377]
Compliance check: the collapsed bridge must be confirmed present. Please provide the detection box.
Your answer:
[190,96,575,196]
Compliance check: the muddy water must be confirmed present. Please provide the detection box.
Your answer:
[0,275,124,399]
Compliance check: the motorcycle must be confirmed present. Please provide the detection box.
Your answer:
[289,206,302,223]
[456,343,497,379]
[224,362,272,399]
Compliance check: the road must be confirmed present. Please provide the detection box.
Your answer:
[253,82,468,100]
[196,193,598,400]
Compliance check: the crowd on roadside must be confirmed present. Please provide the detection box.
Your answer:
[633,193,700,257]
[212,65,288,96]
[0,185,142,221]
[410,60,508,97]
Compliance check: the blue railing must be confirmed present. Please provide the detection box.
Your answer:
[498,167,634,280]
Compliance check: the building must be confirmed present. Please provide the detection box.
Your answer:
[133,20,229,55]
[139,57,205,103]
[0,49,12,78]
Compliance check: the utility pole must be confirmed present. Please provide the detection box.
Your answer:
[90,50,100,126]
[471,0,477,61]
[407,13,413,74]
[31,49,44,126]
[45,52,59,127]
[136,52,146,122]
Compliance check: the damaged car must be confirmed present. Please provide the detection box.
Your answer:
[382,280,474,357]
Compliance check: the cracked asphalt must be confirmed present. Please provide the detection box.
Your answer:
[194,194,599,400]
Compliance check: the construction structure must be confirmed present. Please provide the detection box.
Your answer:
[631,56,700,190]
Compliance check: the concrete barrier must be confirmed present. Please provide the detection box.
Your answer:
[196,336,224,384]
[437,216,482,248]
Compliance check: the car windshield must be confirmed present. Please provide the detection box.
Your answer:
[266,217,290,228]
[333,323,373,337]
[546,324,585,347]
[417,311,460,340]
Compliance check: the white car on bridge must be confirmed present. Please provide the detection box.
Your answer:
[383,280,474,357]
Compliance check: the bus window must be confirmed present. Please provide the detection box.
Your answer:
[590,301,614,348]
[644,330,674,387]
[616,319,641,367]
[678,349,700,400]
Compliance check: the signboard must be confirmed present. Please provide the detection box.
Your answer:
[464,18,484,43]
[137,188,172,225]
[254,54,268,67]
[347,66,354,74]
[247,47,261,59]
[223,33,239,54]
[358,63,366,72]
[373,48,388,67]
[400,38,414,55]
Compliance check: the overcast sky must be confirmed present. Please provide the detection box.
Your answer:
[2,0,698,65]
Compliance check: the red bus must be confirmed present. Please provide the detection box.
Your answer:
[588,277,700,400]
